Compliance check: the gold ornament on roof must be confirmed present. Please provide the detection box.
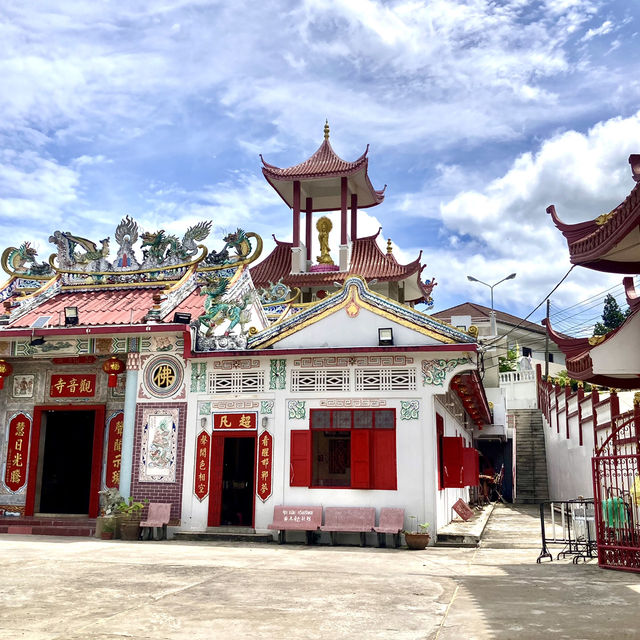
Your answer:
[468,325,479,338]
[595,209,616,226]
[316,216,334,265]
[588,335,606,346]
[324,119,330,140]
[634,391,640,406]
[387,238,393,254]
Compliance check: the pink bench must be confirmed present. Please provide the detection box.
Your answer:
[268,506,322,544]
[373,508,405,548]
[140,503,171,540]
[320,507,376,546]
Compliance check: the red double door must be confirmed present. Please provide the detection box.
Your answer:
[207,432,256,527]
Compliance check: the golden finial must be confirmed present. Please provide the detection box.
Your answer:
[577,381,584,388]
[634,391,640,406]
[324,119,330,140]
[386,238,393,254]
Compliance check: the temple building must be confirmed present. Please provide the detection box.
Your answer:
[0,125,489,543]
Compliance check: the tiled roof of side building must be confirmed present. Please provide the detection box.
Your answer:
[431,301,547,336]
[8,288,160,328]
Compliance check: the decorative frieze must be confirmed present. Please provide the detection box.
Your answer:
[190,362,207,392]
[319,398,387,408]
[269,359,286,390]
[294,355,414,368]
[209,400,259,410]
[400,400,419,420]
[213,359,260,370]
[288,400,306,419]
[261,400,274,415]
[422,358,472,386]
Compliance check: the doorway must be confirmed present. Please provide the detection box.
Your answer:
[26,405,105,518]
[208,434,256,527]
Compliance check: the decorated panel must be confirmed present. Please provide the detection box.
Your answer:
[257,430,273,502]
[50,374,96,398]
[104,411,124,488]
[3,412,31,492]
[194,430,211,502]
[213,412,257,431]
[139,408,179,483]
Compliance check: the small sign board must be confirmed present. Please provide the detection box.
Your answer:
[452,498,474,521]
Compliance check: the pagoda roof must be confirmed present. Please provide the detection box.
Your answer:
[260,125,385,210]
[250,230,435,303]
[543,313,640,389]
[547,156,640,274]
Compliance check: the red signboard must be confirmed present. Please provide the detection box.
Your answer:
[452,498,475,522]
[194,430,211,501]
[105,412,124,488]
[4,413,31,492]
[257,430,273,502]
[50,374,96,398]
[213,412,257,430]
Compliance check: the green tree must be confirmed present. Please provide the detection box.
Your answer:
[593,294,630,336]
[498,347,518,372]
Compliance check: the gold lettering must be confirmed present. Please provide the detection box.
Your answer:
[238,414,252,429]
[14,439,22,452]
[79,378,93,393]
[11,452,23,467]
[9,469,21,484]
[67,378,78,393]
[218,415,232,429]
[111,470,120,484]
[153,364,175,388]
[15,421,25,436]
[54,378,66,394]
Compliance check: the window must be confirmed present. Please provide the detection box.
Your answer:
[291,369,350,392]
[522,347,532,357]
[290,409,397,490]
[548,353,554,363]
[354,368,416,391]
[208,370,265,394]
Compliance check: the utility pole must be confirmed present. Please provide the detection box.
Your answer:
[544,298,550,380]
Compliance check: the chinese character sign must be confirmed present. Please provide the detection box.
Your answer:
[213,413,257,430]
[256,430,272,502]
[105,412,124,489]
[194,430,211,502]
[5,413,31,492]
[50,374,96,398]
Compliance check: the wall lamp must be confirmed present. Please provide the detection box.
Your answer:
[64,306,79,326]
[378,327,394,346]
[173,312,192,324]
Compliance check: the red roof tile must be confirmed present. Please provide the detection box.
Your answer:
[10,288,159,328]
[250,231,433,301]
[261,139,370,181]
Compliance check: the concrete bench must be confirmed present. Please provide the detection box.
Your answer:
[268,506,322,544]
[140,503,171,540]
[373,508,404,548]
[320,507,376,546]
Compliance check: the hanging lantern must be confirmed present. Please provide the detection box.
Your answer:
[0,360,13,390]
[102,356,126,388]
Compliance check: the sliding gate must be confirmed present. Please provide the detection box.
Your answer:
[592,411,640,572]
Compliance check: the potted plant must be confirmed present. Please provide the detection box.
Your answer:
[116,497,149,541]
[100,516,116,540]
[403,518,431,550]
[97,487,124,539]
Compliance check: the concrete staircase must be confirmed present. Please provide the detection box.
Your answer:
[0,516,96,537]
[512,409,549,504]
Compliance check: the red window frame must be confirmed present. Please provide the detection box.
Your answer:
[289,409,397,490]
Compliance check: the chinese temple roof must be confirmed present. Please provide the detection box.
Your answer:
[260,122,385,211]
[8,287,162,328]
[547,156,640,274]
[250,230,435,303]
[543,313,640,389]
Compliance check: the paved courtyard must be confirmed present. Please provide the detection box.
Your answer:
[1,504,639,640]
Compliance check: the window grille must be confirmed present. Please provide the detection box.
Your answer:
[208,370,265,394]
[354,368,416,391]
[291,369,350,392]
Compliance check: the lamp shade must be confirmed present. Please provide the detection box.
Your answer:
[0,359,13,390]
[102,356,126,388]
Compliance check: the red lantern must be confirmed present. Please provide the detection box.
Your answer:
[102,356,126,388]
[0,360,13,390]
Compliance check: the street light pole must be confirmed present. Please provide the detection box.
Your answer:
[466,273,517,336]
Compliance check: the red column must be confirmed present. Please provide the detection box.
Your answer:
[592,389,600,449]
[293,180,301,248]
[340,177,347,245]
[577,385,584,447]
[350,193,358,241]
[305,197,313,262]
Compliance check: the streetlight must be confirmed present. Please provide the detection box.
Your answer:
[466,273,517,335]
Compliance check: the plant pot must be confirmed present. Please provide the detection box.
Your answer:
[120,518,141,541]
[101,531,114,540]
[404,533,431,550]
[96,515,116,539]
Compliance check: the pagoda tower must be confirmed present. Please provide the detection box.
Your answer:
[253,123,435,306]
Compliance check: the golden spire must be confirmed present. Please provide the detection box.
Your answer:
[386,238,393,254]
[324,119,330,140]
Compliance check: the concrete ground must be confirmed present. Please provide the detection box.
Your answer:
[1,504,639,640]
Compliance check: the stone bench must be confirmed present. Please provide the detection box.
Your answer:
[268,506,322,544]
[140,503,171,540]
[373,508,404,548]
[320,507,376,546]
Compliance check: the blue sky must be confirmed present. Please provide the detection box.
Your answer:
[2,0,639,332]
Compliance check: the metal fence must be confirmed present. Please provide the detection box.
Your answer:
[537,499,597,564]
